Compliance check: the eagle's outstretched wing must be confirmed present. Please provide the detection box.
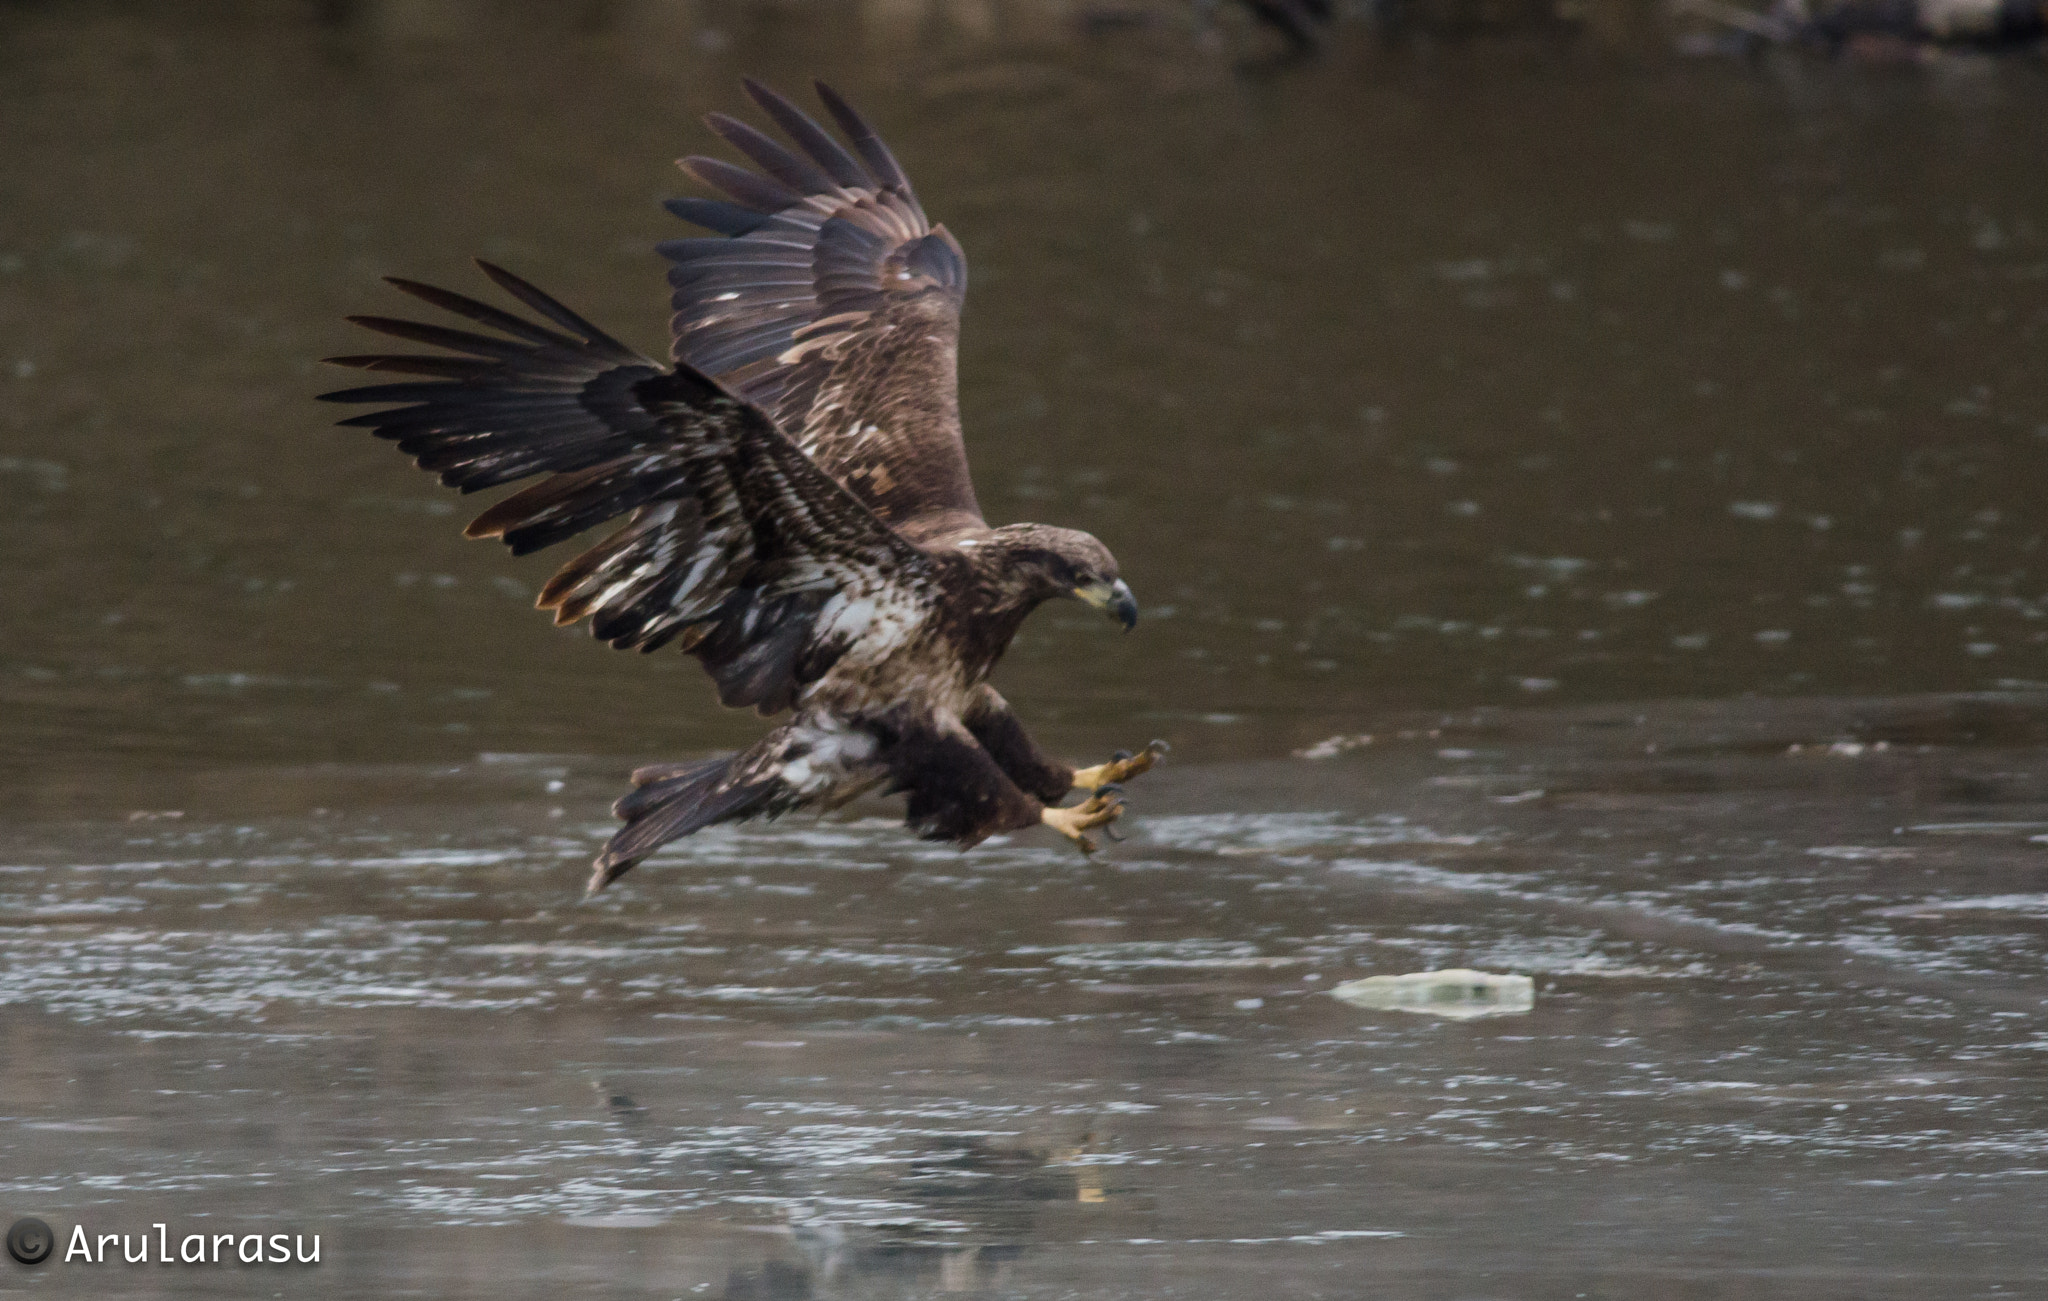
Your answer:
[661,80,979,540]
[319,261,939,715]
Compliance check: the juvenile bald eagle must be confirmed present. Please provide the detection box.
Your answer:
[321,80,1164,892]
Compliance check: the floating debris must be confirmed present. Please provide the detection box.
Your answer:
[1331,969,1535,1020]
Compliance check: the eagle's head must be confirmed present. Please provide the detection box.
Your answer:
[976,523,1137,631]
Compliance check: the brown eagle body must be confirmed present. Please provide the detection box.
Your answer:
[320,80,1163,891]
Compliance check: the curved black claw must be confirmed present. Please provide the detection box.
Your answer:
[1113,749,1133,763]
[1103,823,1127,843]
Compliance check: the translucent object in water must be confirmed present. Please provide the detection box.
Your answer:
[1330,969,1534,1020]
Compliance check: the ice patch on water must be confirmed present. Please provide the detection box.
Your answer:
[1909,822,2048,836]
[1332,970,1534,1019]
[1807,845,1917,861]
[1877,894,2048,918]
[1329,858,1527,896]
[775,947,959,973]
[348,849,524,868]
[1144,812,1482,855]
[1467,935,1712,979]
[1111,1230,1403,1244]
[1012,939,1304,969]
[563,1213,668,1228]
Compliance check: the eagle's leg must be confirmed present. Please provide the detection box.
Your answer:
[887,709,1048,846]
[1071,739,1171,792]
[962,684,1080,804]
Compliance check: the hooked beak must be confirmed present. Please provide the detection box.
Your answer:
[1076,578,1139,632]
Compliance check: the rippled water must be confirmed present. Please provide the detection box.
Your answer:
[8,697,2048,1295]
[4,2,2048,1297]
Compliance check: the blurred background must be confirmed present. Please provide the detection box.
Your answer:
[6,6,2048,1299]
[4,0,2046,812]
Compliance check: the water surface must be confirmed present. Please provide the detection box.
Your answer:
[3,3,2048,1297]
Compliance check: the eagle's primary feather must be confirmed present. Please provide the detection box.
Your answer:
[320,81,1153,891]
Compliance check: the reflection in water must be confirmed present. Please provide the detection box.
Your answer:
[5,697,2048,1294]
[723,1135,1092,1297]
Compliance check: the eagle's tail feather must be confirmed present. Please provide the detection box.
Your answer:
[588,755,777,894]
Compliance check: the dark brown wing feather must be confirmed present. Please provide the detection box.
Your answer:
[320,262,939,716]
[660,80,981,538]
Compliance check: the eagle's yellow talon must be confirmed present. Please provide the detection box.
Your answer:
[1042,790,1125,853]
[1072,738,1170,792]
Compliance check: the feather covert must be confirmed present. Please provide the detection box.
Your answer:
[321,261,940,715]
[661,80,980,537]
